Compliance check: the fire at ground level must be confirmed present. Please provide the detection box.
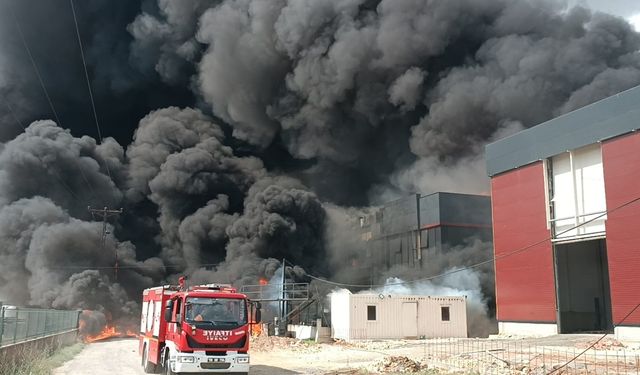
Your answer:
[53,334,640,375]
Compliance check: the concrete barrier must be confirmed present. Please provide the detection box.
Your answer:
[0,302,82,365]
[0,328,80,370]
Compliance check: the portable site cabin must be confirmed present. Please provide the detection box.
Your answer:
[330,291,467,341]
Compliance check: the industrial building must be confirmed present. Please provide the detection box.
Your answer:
[486,86,640,341]
[331,291,467,341]
[359,192,493,274]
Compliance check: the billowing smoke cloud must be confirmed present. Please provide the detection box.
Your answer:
[130,0,640,202]
[1,0,640,336]
[126,107,265,270]
[368,239,497,337]
[0,0,193,143]
[0,195,162,324]
[191,175,327,285]
[364,267,494,338]
[0,121,123,213]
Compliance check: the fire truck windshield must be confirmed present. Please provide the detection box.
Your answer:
[184,297,247,328]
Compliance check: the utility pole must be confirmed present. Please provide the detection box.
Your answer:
[88,206,123,280]
[281,258,287,322]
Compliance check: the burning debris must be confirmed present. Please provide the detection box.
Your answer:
[1,0,640,337]
[81,325,137,344]
[79,310,137,343]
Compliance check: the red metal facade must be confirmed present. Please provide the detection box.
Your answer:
[603,132,640,326]
[492,162,557,323]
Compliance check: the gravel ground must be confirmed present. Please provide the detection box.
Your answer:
[51,337,382,374]
[53,335,640,374]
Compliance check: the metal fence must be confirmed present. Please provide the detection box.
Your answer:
[0,302,81,347]
[410,337,640,374]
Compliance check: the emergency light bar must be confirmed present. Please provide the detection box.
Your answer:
[190,284,237,293]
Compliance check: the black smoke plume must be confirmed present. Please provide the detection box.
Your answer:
[1,0,639,334]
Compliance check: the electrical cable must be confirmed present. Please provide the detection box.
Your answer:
[69,0,112,181]
[3,100,26,131]
[546,302,640,374]
[11,8,98,206]
[12,10,62,127]
[301,195,640,288]
[4,99,82,201]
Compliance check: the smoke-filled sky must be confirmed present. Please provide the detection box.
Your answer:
[1,0,640,325]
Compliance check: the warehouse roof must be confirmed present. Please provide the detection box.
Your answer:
[485,85,640,177]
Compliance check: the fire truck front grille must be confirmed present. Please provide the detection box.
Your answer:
[187,335,246,349]
[200,362,231,370]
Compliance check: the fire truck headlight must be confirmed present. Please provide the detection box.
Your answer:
[178,355,195,363]
[237,357,249,364]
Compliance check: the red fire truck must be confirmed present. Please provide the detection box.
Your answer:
[139,277,261,374]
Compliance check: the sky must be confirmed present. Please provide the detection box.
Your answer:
[573,0,640,29]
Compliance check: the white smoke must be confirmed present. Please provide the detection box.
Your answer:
[366,268,496,337]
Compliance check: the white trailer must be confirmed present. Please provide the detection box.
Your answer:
[331,291,467,341]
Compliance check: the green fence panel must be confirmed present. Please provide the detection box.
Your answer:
[0,303,80,347]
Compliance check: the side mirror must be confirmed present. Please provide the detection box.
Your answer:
[164,300,174,323]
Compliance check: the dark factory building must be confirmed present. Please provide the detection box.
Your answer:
[359,192,493,273]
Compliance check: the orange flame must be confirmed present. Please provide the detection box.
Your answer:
[251,323,263,336]
[259,278,268,286]
[82,324,137,343]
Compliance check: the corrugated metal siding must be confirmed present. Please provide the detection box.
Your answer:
[602,132,640,326]
[492,162,557,323]
[331,294,467,341]
[486,85,640,177]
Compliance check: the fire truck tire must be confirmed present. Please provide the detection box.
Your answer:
[163,351,176,375]
[142,344,158,374]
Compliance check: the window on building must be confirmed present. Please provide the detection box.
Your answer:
[441,306,450,321]
[548,144,607,240]
[367,305,377,321]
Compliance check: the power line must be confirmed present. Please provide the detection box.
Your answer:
[69,0,112,181]
[3,100,82,201]
[547,302,640,374]
[12,9,62,127]
[88,206,123,279]
[303,195,640,288]
[11,9,98,204]
[3,100,26,131]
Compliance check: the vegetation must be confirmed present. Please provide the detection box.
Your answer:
[0,342,84,375]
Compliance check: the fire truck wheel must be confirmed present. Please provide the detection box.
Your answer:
[163,351,175,375]
[142,344,158,374]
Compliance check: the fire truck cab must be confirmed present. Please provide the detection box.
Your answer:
[139,278,260,374]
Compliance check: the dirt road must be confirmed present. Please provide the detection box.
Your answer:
[53,334,640,375]
[54,339,144,375]
[52,337,384,374]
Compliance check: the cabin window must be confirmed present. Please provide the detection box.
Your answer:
[441,306,450,321]
[367,305,377,321]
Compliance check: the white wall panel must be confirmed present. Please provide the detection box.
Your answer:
[551,144,606,240]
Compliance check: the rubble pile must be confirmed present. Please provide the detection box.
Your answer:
[376,356,426,373]
[578,338,626,350]
[250,335,321,353]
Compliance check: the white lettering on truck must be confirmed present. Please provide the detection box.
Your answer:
[203,330,232,341]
